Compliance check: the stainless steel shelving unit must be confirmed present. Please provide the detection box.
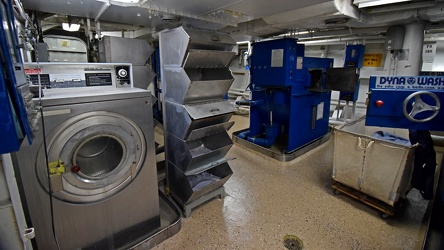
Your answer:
[159,27,236,217]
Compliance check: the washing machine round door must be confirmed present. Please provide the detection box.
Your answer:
[36,111,148,203]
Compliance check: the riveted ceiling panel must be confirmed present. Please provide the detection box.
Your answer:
[220,0,333,18]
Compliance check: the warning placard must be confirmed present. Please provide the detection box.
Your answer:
[24,68,42,74]
[423,43,436,63]
[363,53,382,67]
[61,40,70,47]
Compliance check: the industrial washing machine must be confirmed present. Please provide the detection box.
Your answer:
[13,63,160,249]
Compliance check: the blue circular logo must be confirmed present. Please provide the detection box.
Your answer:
[407,77,416,85]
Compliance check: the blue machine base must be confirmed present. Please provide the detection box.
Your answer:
[232,128,331,162]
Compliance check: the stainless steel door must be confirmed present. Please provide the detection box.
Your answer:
[36,111,147,203]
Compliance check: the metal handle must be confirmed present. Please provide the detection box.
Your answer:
[402,91,441,123]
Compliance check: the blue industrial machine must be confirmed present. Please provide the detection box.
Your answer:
[0,0,34,154]
[235,38,333,154]
[340,45,365,102]
[366,75,443,130]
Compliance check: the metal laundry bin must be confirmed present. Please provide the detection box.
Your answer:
[166,131,233,174]
[163,100,234,140]
[167,162,233,205]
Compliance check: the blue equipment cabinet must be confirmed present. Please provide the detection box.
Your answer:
[238,38,333,153]
[339,44,365,102]
[366,75,444,131]
[0,0,34,154]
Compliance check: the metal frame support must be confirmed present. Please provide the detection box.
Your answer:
[1,154,34,249]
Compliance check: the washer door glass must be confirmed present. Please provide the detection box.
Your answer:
[36,111,147,203]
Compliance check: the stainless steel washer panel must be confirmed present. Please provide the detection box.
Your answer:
[39,85,148,106]
[24,62,134,88]
[12,89,160,249]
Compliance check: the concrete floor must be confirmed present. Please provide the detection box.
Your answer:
[150,114,429,250]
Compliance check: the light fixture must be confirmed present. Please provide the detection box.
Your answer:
[354,0,413,8]
[62,23,80,32]
[111,0,140,3]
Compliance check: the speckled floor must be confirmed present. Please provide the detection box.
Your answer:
[146,114,429,250]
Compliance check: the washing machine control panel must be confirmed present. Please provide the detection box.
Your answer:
[115,65,130,86]
[24,63,133,89]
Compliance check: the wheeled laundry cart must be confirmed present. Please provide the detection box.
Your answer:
[332,116,417,217]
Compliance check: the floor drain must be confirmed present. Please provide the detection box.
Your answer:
[283,235,303,250]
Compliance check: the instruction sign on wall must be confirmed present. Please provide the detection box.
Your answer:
[363,53,382,67]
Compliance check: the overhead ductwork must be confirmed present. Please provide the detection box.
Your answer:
[335,0,444,27]
[18,0,444,41]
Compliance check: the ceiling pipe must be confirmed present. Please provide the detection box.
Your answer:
[86,18,94,42]
[13,0,28,21]
[296,29,444,45]
[299,36,385,45]
[282,26,387,40]
[395,21,426,76]
[96,20,102,40]
[41,24,59,32]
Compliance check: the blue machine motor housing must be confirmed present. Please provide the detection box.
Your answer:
[242,38,333,152]
[366,75,444,131]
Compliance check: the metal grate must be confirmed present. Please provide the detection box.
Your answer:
[283,235,303,250]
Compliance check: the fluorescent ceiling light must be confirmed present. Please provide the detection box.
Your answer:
[278,31,311,37]
[62,23,80,32]
[354,0,412,8]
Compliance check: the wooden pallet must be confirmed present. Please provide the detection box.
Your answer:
[332,181,402,218]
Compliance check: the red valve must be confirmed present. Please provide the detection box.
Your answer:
[71,165,80,173]
[375,100,384,107]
